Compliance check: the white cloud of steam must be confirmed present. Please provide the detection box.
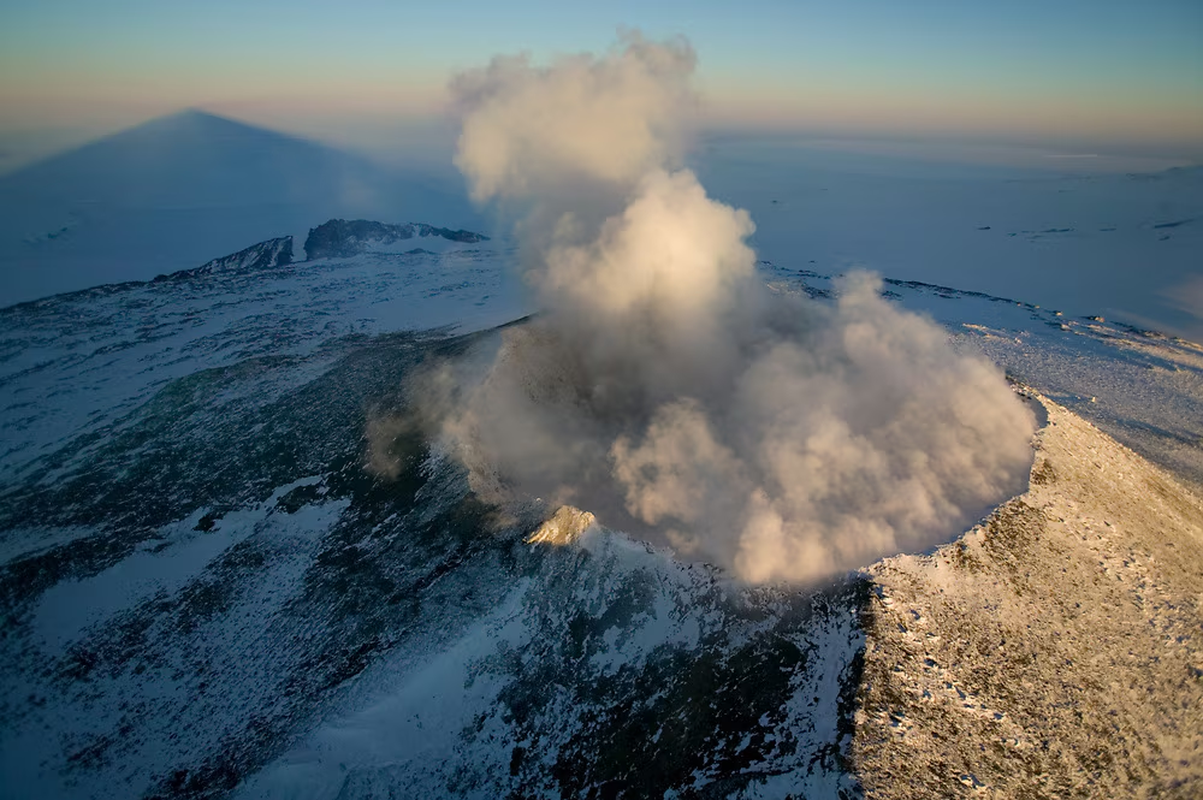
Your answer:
[434,34,1036,584]
[452,31,695,203]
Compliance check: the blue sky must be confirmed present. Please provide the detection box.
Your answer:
[1,0,1201,157]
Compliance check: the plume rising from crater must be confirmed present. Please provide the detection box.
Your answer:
[432,33,1036,583]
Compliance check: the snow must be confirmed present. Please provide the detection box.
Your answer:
[31,477,337,656]
[697,140,1203,342]
[238,525,865,799]
[0,488,352,799]
[234,579,537,800]
[0,238,527,492]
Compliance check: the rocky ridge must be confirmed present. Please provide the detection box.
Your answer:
[303,219,489,260]
[153,236,294,283]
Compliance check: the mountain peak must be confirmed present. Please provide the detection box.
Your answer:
[107,107,291,146]
[153,107,239,127]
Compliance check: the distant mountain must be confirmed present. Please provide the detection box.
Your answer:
[303,218,489,259]
[0,110,480,306]
[152,235,295,283]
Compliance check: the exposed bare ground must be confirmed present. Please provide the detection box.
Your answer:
[853,393,1203,799]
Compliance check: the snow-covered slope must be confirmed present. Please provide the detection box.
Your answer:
[0,232,867,797]
[0,223,520,494]
[159,236,295,281]
[236,529,867,800]
[1,213,1201,798]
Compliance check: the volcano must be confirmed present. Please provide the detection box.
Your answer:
[0,220,1200,798]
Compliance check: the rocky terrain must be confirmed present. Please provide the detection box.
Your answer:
[855,397,1203,799]
[302,219,489,260]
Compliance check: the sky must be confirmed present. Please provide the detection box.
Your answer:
[1,0,1201,167]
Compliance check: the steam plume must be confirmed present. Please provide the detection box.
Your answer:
[435,33,1035,583]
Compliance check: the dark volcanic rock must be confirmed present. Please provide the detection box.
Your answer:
[303,219,488,260]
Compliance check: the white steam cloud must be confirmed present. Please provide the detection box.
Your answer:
[434,33,1035,584]
[452,33,695,202]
